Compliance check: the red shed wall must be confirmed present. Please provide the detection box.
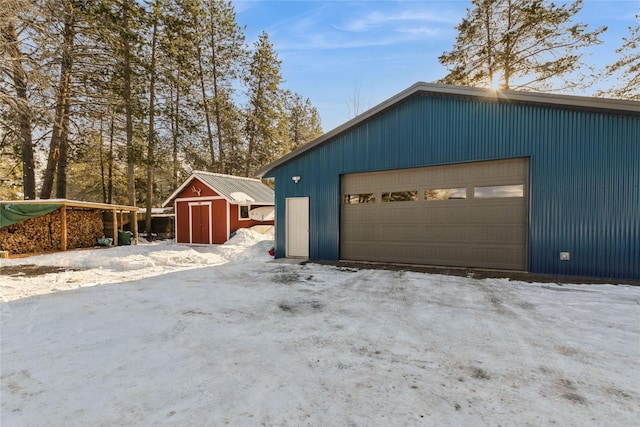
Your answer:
[176,178,220,199]
[211,199,228,244]
[229,204,274,235]
[175,201,191,243]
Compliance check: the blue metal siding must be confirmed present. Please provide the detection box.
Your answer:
[270,95,640,279]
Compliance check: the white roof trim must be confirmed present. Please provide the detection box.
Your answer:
[162,173,203,207]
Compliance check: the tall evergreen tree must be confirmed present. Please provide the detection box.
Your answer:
[244,31,284,176]
[122,0,136,213]
[1,0,37,199]
[439,0,606,91]
[203,0,246,172]
[189,0,246,171]
[39,0,87,199]
[162,0,202,186]
[144,0,161,235]
[92,0,147,209]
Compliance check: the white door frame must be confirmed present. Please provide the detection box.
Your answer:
[285,197,309,258]
[188,201,212,244]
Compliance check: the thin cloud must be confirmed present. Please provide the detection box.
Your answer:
[272,7,452,51]
[243,2,457,52]
[337,10,459,32]
[232,0,261,14]
[394,26,442,37]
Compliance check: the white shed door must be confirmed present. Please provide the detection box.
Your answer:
[286,197,309,258]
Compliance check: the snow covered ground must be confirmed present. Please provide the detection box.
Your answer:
[1,230,639,426]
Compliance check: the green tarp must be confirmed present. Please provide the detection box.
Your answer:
[0,203,63,228]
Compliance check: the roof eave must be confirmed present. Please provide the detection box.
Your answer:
[161,173,199,207]
[162,171,275,206]
[255,83,422,177]
[256,82,640,177]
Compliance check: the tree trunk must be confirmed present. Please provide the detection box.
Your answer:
[55,77,73,199]
[483,4,495,88]
[208,7,225,172]
[99,116,107,203]
[41,12,76,199]
[123,0,136,221]
[2,21,36,199]
[170,71,180,188]
[245,79,262,176]
[197,45,216,169]
[145,5,159,237]
[503,0,513,89]
[108,114,114,204]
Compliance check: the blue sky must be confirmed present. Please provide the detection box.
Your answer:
[234,0,639,131]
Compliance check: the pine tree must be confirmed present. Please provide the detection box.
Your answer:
[39,0,88,199]
[2,0,324,200]
[206,0,246,172]
[144,0,161,235]
[190,0,247,171]
[162,0,202,186]
[600,13,639,100]
[244,31,284,176]
[439,0,606,91]
[92,0,147,210]
[284,91,322,151]
[122,0,136,213]
[1,0,37,199]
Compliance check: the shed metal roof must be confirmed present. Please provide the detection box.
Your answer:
[256,82,640,177]
[162,171,274,207]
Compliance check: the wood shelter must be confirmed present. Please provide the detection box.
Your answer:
[0,199,139,253]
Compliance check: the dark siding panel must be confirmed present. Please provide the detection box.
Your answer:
[270,95,640,279]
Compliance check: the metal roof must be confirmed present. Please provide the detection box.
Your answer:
[162,171,274,207]
[256,82,640,177]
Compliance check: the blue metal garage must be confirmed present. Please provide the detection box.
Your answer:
[257,83,640,280]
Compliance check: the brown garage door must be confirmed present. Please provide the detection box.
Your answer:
[340,158,529,270]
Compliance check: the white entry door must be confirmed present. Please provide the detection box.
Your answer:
[286,197,309,258]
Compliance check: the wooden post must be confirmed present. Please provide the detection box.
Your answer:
[132,210,139,245]
[60,206,68,251]
[112,209,118,246]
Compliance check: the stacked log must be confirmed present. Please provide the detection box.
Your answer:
[0,208,105,255]
[0,214,53,254]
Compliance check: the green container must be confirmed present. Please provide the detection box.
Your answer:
[117,230,132,246]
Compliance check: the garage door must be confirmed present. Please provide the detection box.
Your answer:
[340,158,529,270]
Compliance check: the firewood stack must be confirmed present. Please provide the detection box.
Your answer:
[0,209,105,255]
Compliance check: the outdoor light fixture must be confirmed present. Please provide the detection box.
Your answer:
[292,176,301,184]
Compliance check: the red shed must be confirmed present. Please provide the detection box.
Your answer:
[162,171,274,245]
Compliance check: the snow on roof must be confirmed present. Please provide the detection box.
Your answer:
[162,171,274,207]
[229,192,255,203]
